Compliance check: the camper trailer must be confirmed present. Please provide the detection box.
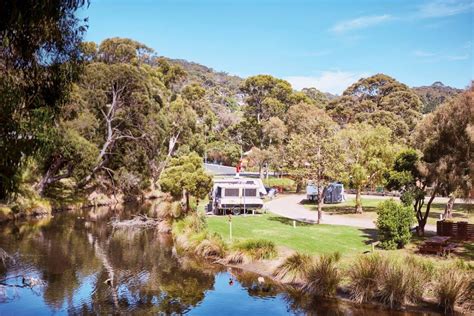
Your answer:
[208,177,266,215]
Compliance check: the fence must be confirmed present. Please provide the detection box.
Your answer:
[437,220,474,240]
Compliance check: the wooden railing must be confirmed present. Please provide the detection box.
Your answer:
[437,220,474,240]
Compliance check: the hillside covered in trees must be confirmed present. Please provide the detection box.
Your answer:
[0,31,472,234]
[413,81,463,113]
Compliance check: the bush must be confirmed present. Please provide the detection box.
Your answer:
[232,239,277,261]
[263,178,296,192]
[435,267,471,313]
[303,252,341,297]
[376,199,414,249]
[348,254,388,303]
[195,233,227,258]
[273,252,313,283]
[378,261,412,308]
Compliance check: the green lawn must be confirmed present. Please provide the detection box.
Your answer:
[206,213,373,256]
[304,197,473,225]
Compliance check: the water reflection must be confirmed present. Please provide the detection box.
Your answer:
[0,205,436,315]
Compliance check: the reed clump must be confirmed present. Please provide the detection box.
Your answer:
[273,252,313,283]
[303,252,342,297]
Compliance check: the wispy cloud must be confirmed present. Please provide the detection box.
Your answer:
[446,54,469,60]
[418,0,473,18]
[330,15,392,33]
[413,49,471,62]
[285,71,370,95]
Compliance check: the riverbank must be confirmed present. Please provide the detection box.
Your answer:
[0,188,167,223]
[222,247,450,315]
[172,211,473,314]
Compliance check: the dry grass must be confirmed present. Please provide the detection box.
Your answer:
[303,252,341,297]
[347,253,388,303]
[273,252,313,283]
[195,233,227,259]
[435,267,471,313]
[232,239,277,261]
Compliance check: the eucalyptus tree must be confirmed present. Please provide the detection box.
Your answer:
[327,74,423,140]
[338,123,397,213]
[0,0,88,200]
[284,109,343,223]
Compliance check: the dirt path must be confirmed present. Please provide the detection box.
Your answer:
[264,194,436,232]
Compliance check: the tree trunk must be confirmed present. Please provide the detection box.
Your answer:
[259,164,263,179]
[37,157,73,196]
[296,180,302,193]
[417,186,438,236]
[355,186,363,213]
[317,189,324,224]
[443,195,455,219]
[186,191,190,212]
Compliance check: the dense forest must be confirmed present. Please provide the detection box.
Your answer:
[0,1,472,236]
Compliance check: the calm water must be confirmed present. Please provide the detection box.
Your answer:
[0,203,437,315]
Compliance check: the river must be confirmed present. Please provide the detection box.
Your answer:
[0,204,437,315]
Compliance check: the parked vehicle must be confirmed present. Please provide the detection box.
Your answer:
[324,182,345,204]
[207,177,266,215]
[306,182,345,204]
[306,183,321,202]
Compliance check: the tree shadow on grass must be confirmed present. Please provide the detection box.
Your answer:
[357,228,378,245]
[323,206,377,215]
[267,216,314,226]
[454,242,474,261]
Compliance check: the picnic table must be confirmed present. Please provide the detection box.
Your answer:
[419,236,457,256]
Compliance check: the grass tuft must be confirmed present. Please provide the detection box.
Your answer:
[435,267,471,313]
[303,252,341,297]
[347,253,388,303]
[232,239,277,261]
[273,252,313,283]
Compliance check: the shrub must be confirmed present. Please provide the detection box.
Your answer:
[273,252,313,283]
[195,233,227,258]
[263,178,296,192]
[232,239,277,261]
[435,267,470,313]
[347,254,388,303]
[303,252,341,297]
[376,199,414,249]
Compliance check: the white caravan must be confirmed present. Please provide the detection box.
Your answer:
[207,177,266,215]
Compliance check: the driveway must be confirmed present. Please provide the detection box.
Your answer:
[264,194,436,231]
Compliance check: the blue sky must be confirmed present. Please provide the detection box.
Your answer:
[81,0,473,94]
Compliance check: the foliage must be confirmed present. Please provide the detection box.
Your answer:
[303,252,341,297]
[375,199,414,249]
[273,252,313,283]
[160,152,212,210]
[262,178,296,191]
[338,123,397,213]
[413,81,462,113]
[327,74,423,140]
[232,239,277,261]
[0,0,88,199]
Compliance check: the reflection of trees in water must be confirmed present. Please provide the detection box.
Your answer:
[0,206,219,314]
[0,214,100,310]
[74,208,216,314]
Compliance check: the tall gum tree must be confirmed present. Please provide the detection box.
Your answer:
[338,123,397,213]
[410,85,473,233]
